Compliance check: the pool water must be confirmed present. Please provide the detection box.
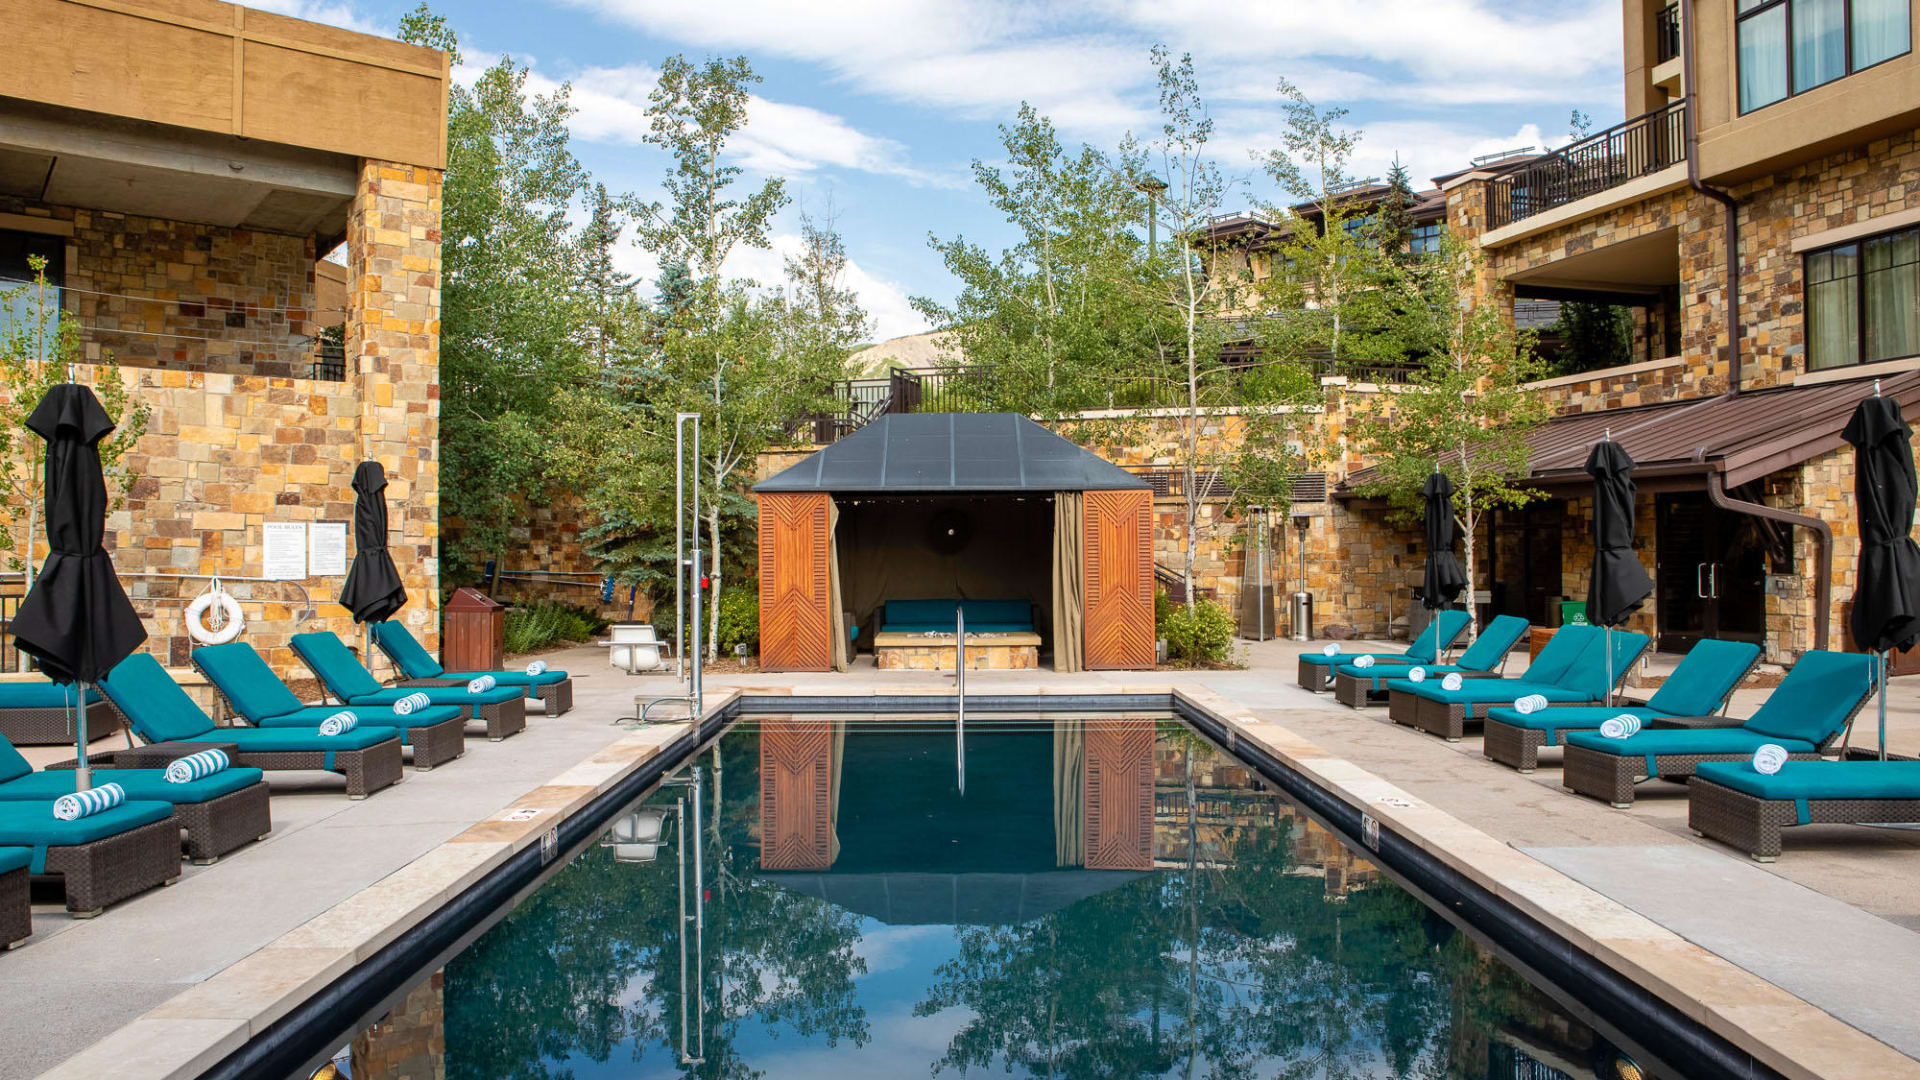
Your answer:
[337,718,1655,1080]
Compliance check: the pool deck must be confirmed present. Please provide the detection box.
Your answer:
[9,638,1920,1079]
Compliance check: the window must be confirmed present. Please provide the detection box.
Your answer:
[1738,0,1910,112]
[0,231,65,359]
[1805,223,1920,370]
[1409,222,1443,255]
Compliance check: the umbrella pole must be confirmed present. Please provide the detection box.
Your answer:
[1880,649,1889,762]
[75,682,90,792]
[1605,627,1613,709]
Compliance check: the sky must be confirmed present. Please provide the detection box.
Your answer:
[267,0,1627,343]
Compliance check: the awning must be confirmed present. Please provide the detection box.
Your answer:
[1338,371,1920,496]
[756,412,1151,494]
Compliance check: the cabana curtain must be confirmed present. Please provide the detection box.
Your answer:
[1053,492,1085,673]
[828,500,849,672]
[1052,718,1085,867]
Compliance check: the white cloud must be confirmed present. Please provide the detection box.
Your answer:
[244,0,384,37]
[725,234,930,342]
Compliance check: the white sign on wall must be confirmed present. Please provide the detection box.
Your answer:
[262,522,308,580]
[309,521,349,577]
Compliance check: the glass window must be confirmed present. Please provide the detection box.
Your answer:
[0,231,64,361]
[1862,230,1920,362]
[1806,244,1860,370]
[1409,222,1443,255]
[1740,0,1911,112]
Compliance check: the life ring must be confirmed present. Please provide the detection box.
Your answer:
[186,584,245,645]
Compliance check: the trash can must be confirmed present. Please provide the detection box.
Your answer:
[1560,600,1590,626]
[444,587,505,672]
[1289,591,1314,641]
[1406,590,1432,642]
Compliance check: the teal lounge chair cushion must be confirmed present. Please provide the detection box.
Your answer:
[1396,680,1590,706]
[338,684,525,708]
[1644,639,1761,716]
[0,799,175,872]
[192,642,310,722]
[1694,761,1920,801]
[440,669,568,688]
[1563,728,1818,778]
[1481,705,1664,747]
[1301,609,1469,668]
[1738,650,1876,746]
[287,632,389,700]
[0,847,28,875]
[1512,624,1599,685]
[1555,630,1651,700]
[0,734,30,785]
[0,682,102,709]
[100,654,220,744]
[191,726,399,753]
[0,767,264,805]
[1451,615,1530,671]
[254,704,464,731]
[371,620,446,678]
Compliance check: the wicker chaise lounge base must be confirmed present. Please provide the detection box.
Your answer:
[1687,778,1920,861]
[1342,670,1501,710]
[42,816,182,916]
[466,696,526,741]
[1482,719,1550,771]
[171,784,273,863]
[392,713,467,769]
[238,744,404,798]
[0,699,128,746]
[2,858,26,947]
[1389,693,1553,741]
[1297,656,1333,692]
[1561,746,1823,807]
[399,675,564,720]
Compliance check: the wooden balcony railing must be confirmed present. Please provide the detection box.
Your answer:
[1486,101,1687,229]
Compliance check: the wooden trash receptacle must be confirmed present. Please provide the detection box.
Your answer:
[444,587,505,672]
[1527,626,1555,660]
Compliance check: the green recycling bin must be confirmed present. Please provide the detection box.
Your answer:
[1560,600,1589,626]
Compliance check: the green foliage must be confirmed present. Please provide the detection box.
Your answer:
[502,600,604,655]
[1157,594,1237,664]
[0,255,151,573]
[714,584,759,655]
[1549,301,1634,375]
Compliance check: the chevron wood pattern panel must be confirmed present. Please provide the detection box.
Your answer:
[758,493,834,672]
[1082,489,1155,670]
[1083,722,1154,870]
[759,719,834,870]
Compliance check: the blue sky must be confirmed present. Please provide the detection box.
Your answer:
[270,0,1626,341]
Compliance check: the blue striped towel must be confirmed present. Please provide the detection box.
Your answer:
[1600,714,1643,739]
[1514,694,1550,714]
[53,782,127,821]
[393,692,432,715]
[466,674,497,694]
[318,711,359,736]
[165,749,230,783]
[1753,743,1789,774]
[1441,672,1464,691]
[1408,666,1427,682]
[526,660,548,676]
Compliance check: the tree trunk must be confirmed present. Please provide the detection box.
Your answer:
[706,498,721,663]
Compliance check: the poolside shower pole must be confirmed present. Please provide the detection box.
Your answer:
[673,418,685,683]
[691,764,707,1064]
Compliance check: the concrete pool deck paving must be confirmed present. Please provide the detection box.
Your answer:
[8,637,1920,1079]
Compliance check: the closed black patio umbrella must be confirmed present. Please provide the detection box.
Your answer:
[10,384,147,789]
[1585,439,1653,706]
[1420,471,1466,635]
[1842,393,1920,758]
[338,461,408,676]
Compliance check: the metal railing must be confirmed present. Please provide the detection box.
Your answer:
[311,342,347,382]
[1656,2,1682,64]
[1486,101,1687,229]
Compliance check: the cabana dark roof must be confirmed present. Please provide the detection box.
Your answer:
[1338,371,1920,496]
[756,412,1151,494]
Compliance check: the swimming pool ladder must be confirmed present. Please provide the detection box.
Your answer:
[955,610,966,796]
[675,764,707,1066]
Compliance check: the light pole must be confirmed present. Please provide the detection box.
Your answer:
[1135,174,1168,258]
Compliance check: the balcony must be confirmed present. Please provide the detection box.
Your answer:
[1486,101,1687,229]
[1656,3,1681,64]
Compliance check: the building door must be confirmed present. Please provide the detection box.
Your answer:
[1489,501,1564,627]
[1655,493,1767,651]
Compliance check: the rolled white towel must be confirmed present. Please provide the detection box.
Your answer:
[1321,643,1342,657]
[467,674,497,694]
[164,748,230,784]
[393,692,432,715]
[318,710,359,736]
[53,782,126,821]
[1408,667,1427,683]
[1441,672,1463,691]
[1353,655,1376,669]
[1514,694,1551,715]
[1599,713,1644,739]
[526,660,549,676]
[1753,743,1789,775]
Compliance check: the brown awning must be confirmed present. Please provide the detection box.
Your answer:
[1337,370,1920,496]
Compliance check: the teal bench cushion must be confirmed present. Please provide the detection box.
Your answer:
[0,734,32,785]
[0,767,264,804]
[196,726,399,753]
[1512,625,1599,686]
[255,704,464,731]
[441,669,568,688]
[0,799,175,871]
[0,846,28,875]
[1304,651,1421,669]
[0,682,102,709]
[1563,727,1818,759]
[1554,630,1650,699]
[371,620,445,679]
[345,685,526,708]
[288,632,387,700]
[1397,680,1582,706]
[1452,615,1530,672]
[1645,640,1761,716]
[100,654,219,744]
[1481,706,1663,747]
[1739,650,1876,746]
[192,643,309,721]
[1693,760,1920,801]
[880,599,1034,634]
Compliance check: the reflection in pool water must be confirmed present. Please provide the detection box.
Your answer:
[337,719,1653,1080]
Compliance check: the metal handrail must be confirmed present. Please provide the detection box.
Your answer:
[1487,101,1688,228]
[1656,3,1682,63]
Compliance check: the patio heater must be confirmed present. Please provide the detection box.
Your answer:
[1238,505,1276,641]
[1289,511,1314,641]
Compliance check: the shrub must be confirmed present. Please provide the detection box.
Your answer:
[503,600,607,654]
[1158,595,1237,665]
[715,586,759,656]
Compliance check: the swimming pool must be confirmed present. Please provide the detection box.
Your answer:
[313,716,1666,1080]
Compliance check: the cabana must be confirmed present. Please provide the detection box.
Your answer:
[754,413,1156,672]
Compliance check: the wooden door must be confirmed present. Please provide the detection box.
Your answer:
[759,719,834,870]
[1083,489,1155,669]
[758,493,834,672]
[1083,721,1154,870]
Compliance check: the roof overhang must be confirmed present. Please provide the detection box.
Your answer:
[755,413,1152,495]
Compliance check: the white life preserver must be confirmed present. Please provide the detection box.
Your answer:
[186,583,245,645]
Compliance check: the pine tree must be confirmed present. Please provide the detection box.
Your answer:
[1375,160,1419,263]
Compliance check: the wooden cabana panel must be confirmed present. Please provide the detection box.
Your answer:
[758,492,834,672]
[759,718,834,870]
[1083,721,1154,870]
[1082,489,1155,670]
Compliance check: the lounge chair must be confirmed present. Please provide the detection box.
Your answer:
[0,680,126,745]
[0,799,179,916]
[192,642,467,770]
[98,654,405,799]
[0,732,270,864]
[1559,650,1874,807]
[1330,615,1529,708]
[1479,638,1762,771]
[2,846,31,947]
[372,620,573,716]
[288,632,528,741]
[1689,760,1920,861]
[1296,609,1470,692]
[1386,626,1650,741]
